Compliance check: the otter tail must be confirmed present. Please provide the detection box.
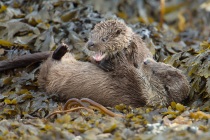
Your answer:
[0,51,51,72]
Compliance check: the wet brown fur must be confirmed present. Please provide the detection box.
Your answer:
[38,53,190,107]
[38,53,147,107]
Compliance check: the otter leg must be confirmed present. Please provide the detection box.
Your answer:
[52,43,68,60]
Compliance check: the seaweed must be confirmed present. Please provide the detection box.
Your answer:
[0,0,210,139]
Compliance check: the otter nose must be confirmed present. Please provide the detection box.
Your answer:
[87,41,94,50]
[143,59,150,65]
[143,58,154,65]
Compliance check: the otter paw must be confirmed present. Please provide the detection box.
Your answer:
[52,43,68,60]
[99,60,114,72]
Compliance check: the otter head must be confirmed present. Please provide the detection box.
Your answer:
[142,58,190,105]
[86,20,134,62]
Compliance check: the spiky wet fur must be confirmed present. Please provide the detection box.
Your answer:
[86,20,152,71]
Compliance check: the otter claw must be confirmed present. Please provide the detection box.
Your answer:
[52,43,68,60]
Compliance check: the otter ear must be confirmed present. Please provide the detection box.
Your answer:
[126,40,139,68]
[116,29,122,35]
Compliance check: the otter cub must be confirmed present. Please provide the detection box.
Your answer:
[85,20,152,71]
[38,44,190,107]
[141,58,190,106]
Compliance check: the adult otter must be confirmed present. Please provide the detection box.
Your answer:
[85,20,152,71]
[38,43,190,107]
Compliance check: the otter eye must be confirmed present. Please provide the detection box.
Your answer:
[116,29,122,35]
[102,36,108,42]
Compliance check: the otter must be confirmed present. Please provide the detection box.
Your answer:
[38,43,190,107]
[85,20,153,71]
[141,58,190,106]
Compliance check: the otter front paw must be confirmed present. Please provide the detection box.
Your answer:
[52,43,68,60]
[99,60,114,72]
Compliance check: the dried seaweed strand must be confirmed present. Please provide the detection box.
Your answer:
[46,98,124,119]
[45,107,93,119]
[80,98,124,117]
[63,98,87,110]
